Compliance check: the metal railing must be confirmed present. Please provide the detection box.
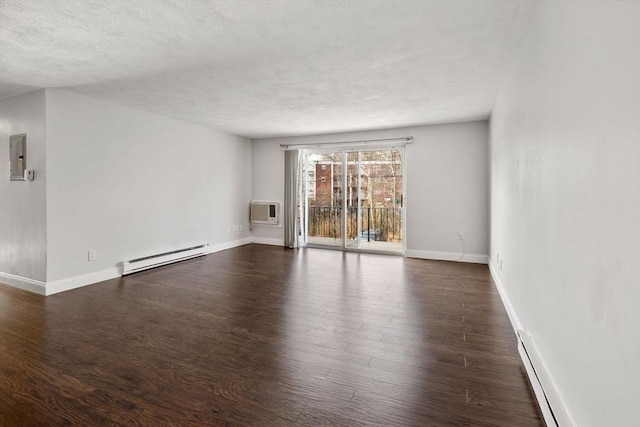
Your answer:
[307,206,403,241]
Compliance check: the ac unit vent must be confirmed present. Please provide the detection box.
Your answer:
[251,201,280,225]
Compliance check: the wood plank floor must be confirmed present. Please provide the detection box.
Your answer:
[0,244,543,426]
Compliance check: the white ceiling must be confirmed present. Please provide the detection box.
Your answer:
[0,0,535,139]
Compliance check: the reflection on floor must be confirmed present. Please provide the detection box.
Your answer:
[306,236,403,253]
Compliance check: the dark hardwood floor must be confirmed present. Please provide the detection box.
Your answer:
[0,244,543,426]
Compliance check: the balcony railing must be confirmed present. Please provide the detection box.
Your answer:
[307,206,403,241]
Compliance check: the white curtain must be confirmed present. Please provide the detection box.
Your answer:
[283,149,300,248]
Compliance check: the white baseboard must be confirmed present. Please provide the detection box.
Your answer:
[488,260,521,332]
[405,249,488,264]
[46,267,121,296]
[0,271,47,295]
[207,237,253,254]
[251,237,284,246]
[489,260,574,427]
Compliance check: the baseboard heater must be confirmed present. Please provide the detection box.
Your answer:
[121,244,210,275]
[517,330,562,427]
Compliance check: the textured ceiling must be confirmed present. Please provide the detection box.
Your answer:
[0,0,535,138]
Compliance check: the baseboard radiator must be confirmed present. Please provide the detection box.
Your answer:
[121,244,210,275]
[517,330,563,427]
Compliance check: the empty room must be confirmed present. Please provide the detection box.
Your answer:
[1,1,638,426]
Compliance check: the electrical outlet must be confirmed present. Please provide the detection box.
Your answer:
[88,250,96,261]
[457,231,464,240]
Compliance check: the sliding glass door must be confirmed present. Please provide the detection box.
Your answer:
[302,148,404,254]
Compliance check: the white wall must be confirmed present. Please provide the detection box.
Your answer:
[45,89,252,283]
[251,138,286,244]
[252,121,489,261]
[490,2,640,426]
[0,90,47,284]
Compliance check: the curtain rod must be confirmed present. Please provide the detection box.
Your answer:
[280,136,413,150]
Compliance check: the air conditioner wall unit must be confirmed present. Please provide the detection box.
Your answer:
[251,201,280,225]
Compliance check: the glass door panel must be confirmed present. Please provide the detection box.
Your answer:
[305,152,343,247]
[356,150,404,253]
